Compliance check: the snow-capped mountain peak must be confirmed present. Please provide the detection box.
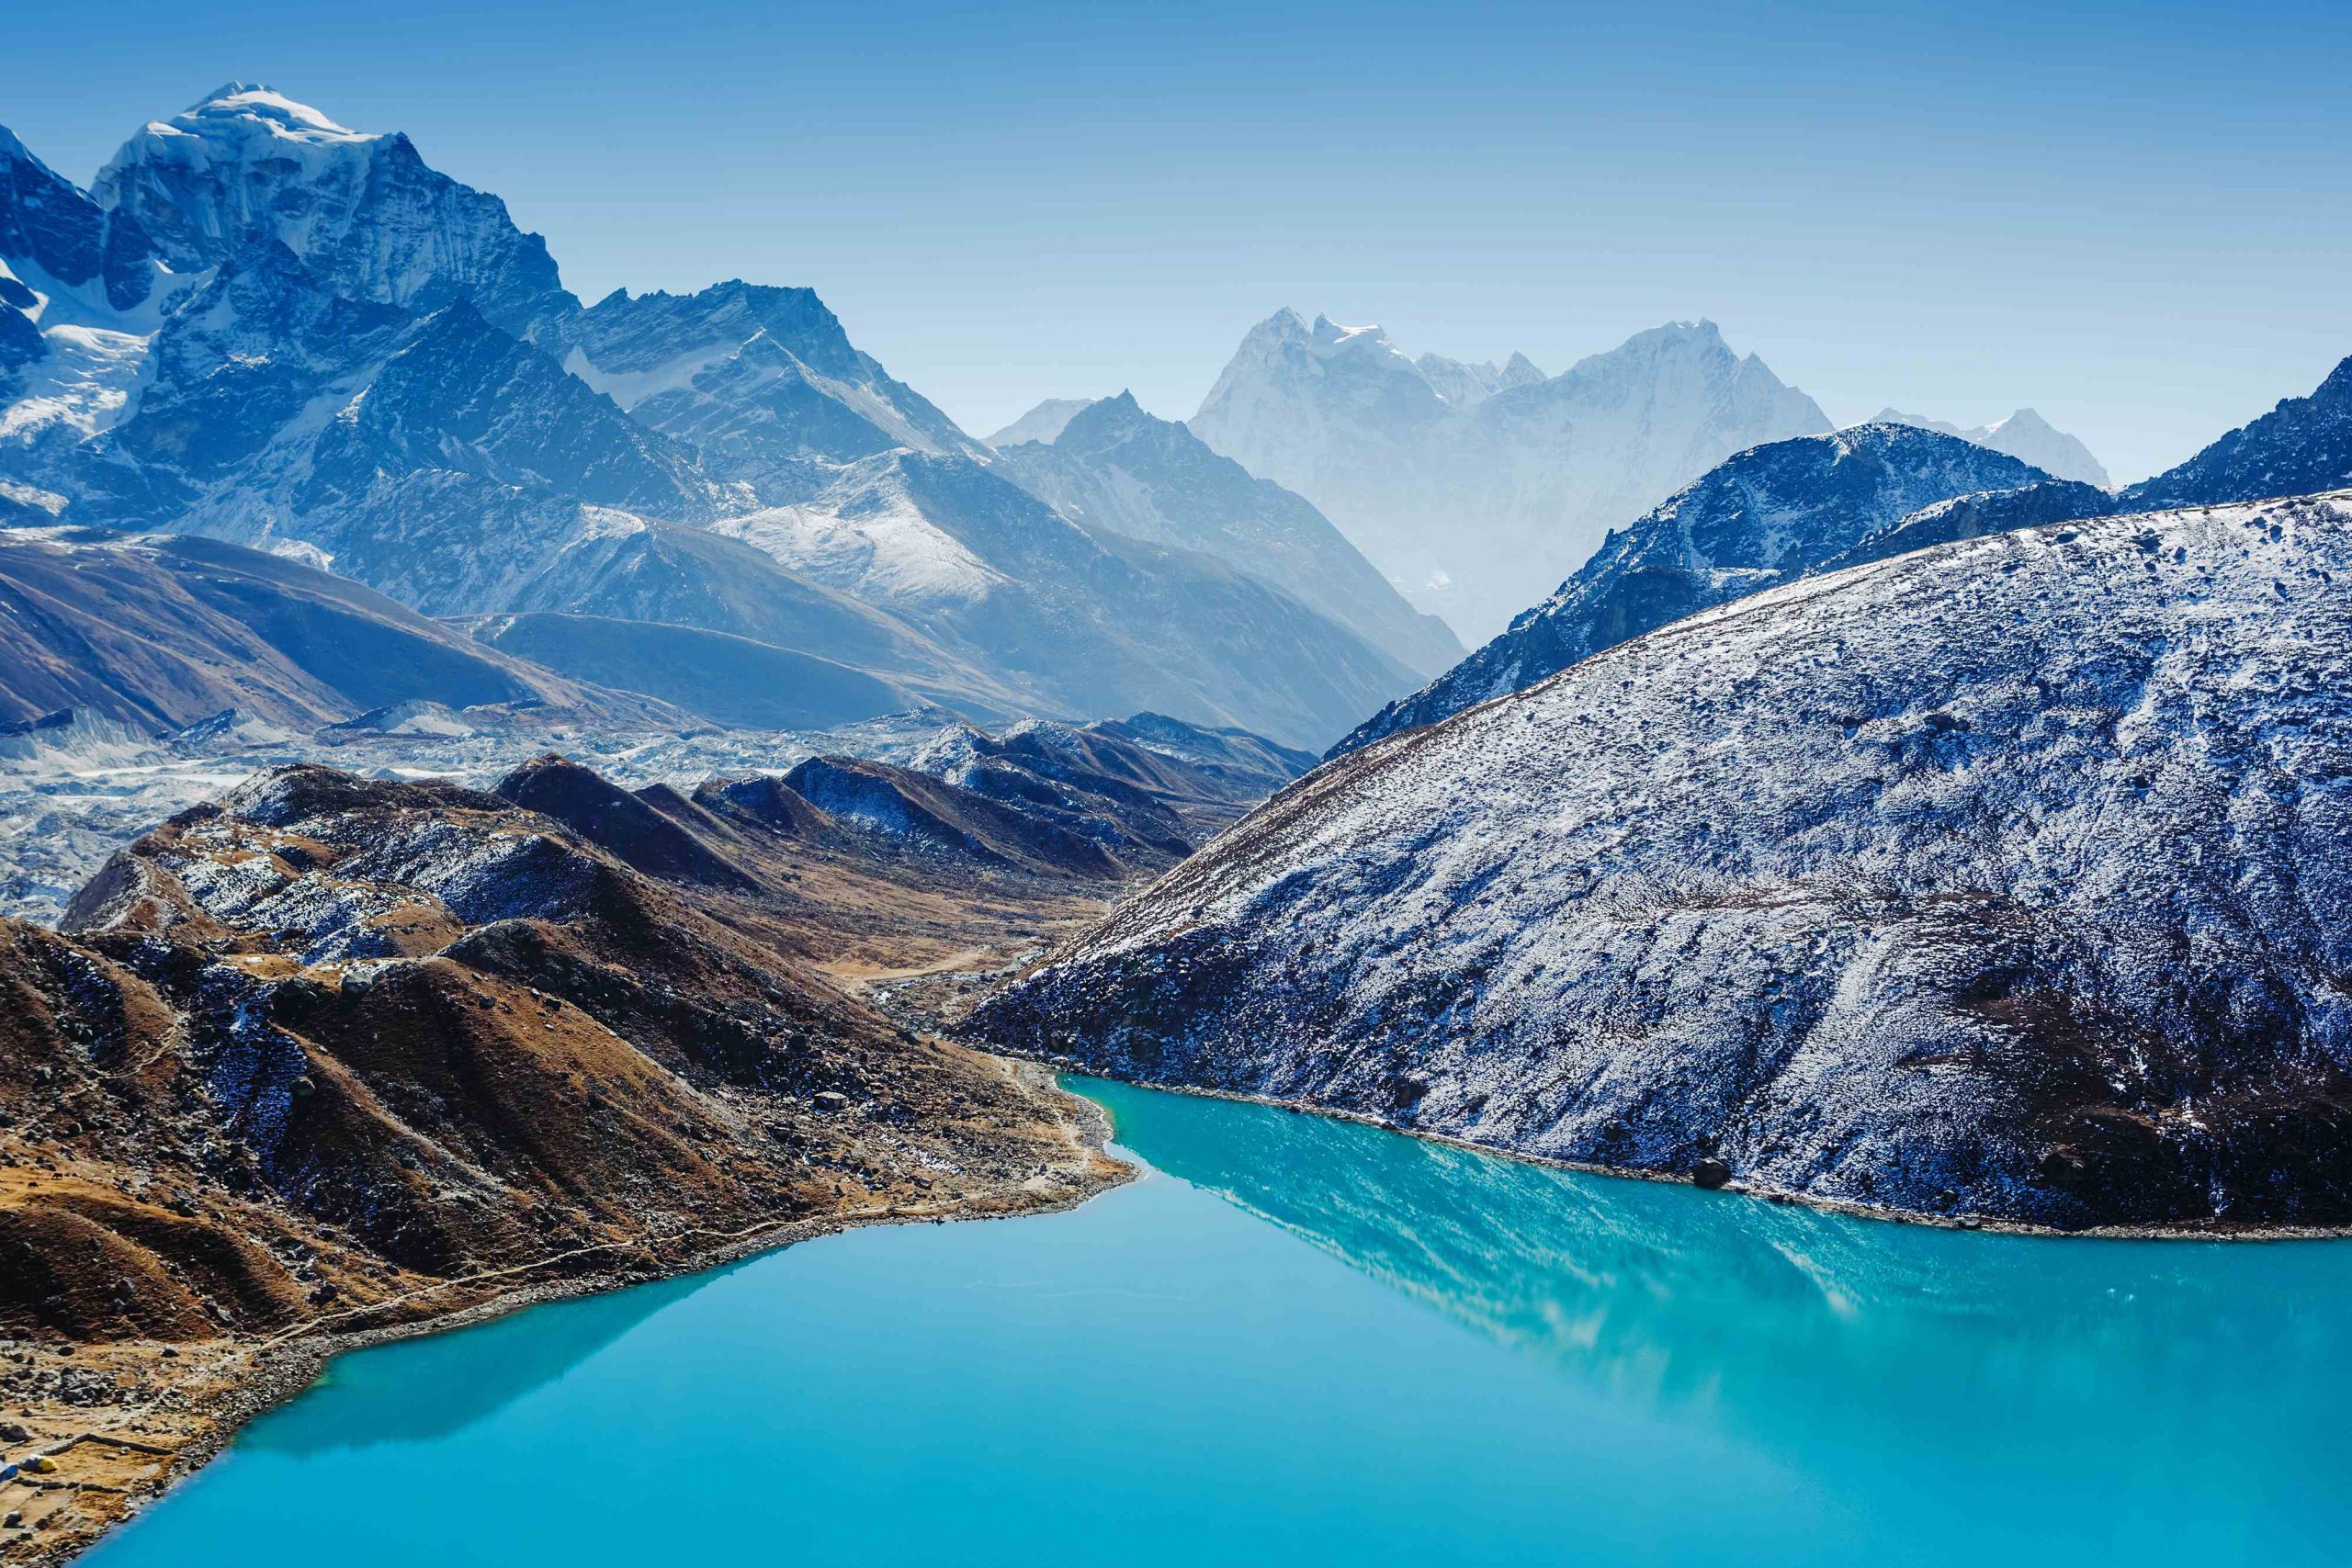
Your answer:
[1308,313,1382,347]
[1330,421,2050,752]
[161,83,377,148]
[92,83,575,340]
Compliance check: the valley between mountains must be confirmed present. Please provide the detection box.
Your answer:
[6,77,2352,1567]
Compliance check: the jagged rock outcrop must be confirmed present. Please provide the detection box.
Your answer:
[0,126,166,321]
[973,491,2352,1232]
[560,281,985,489]
[0,123,178,482]
[67,240,718,547]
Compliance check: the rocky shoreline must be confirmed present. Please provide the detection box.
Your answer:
[1019,1063,2351,1242]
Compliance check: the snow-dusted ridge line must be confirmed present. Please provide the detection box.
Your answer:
[972,489,2352,1232]
[1333,422,2058,755]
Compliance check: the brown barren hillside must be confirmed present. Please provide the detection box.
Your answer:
[0,760,1130,1563]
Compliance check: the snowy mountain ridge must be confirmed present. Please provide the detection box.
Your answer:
[1334,423,2055,753]
[1,88,1428,750]
[976,488,2352,1230]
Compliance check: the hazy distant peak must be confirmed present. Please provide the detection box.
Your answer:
[1053,389,1158,447]
[1868,405,2109,487]
[1498,351,1545,386]
[1872,407,1963,435]
[983,396,1099,449]
[1985,408,2054,437]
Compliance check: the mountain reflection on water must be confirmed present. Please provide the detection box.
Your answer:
[241,1267,719,1455]
[88,1077,2352,1568]
[1078,1076,2352,1472]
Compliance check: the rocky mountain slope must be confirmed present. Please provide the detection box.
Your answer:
[989,391,1461,675]
[907,714,1309,842]
[973,489,2352,1232]
[982,398,1096,449]
[1335,424,2054,753]
[1190,311,1830,638]
[2123,353,2352,510]
[559,281,987,491]
[0,128,179,489]
[0,526,664,729]
[1874,408,2111,487]
[61,239,724,575]
[0,756,1128,1556]
[705,448,1418,748]
[455,612,922,732]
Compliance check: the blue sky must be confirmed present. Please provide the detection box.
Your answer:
[8,0,2349,481]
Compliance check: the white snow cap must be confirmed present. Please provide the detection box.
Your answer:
[170,83,375,145]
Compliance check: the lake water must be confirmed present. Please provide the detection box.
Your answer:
[87,1077,2352,1566]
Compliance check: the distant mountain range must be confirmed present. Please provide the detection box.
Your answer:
[0,86,1432,750]
[1189,311,1833,639]
[989,391,1462,675]
[0,84,2322,768]
[1332,352,2352,754]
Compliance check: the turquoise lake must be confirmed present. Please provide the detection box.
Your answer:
[87,1077,2352,1566]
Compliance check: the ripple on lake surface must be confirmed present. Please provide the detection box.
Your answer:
[88,1077,2352,1567]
